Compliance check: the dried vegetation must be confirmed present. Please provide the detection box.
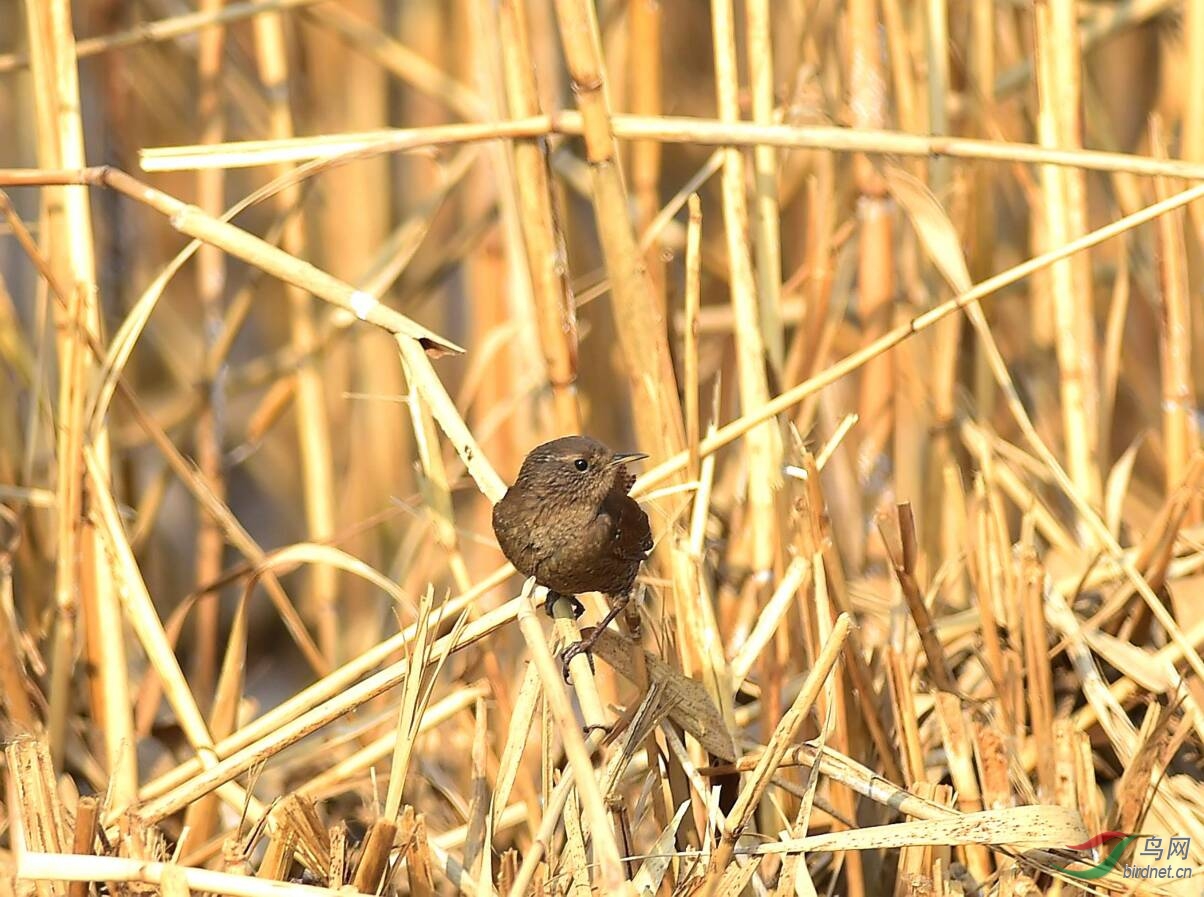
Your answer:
[1,1,1204,895]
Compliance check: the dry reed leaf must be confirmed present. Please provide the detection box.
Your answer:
[586,627,737,761]
[747,805,1087,855]
[599,681,672,801]
[881,163,972,294]
[1081,629,1179,692]
[490,661,541,832]
[250,542,413,616]
[1104,436,1144,538]
[630,800,689,896]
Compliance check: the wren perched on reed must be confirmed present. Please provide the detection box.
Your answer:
[492,435,652,670]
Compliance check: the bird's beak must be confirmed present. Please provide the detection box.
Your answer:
[607,451,648,468]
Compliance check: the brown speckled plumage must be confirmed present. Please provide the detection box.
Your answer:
[491,435,652,600]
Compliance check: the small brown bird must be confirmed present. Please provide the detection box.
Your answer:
[492,435,652,668]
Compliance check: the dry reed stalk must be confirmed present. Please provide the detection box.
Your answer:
[1149,121,1200,522]
[0,0,327,75]
[134,112,1204,181]
[134,565,510,806]
[65,796,98,897]
[110,595,522,829]
[407,388,472,592]
[22,0,85,775]
[253,8,339,662]
[783,158,836,391]
[884,648,925,787]
[400,808,435,897]
[495,0,581,437]
[462,0,524,481]
[968,0,998,426]
[921,0,964,573]
[632,178,1204,496]
[184,0,231,856]
[684,194,703,483]
[16,853,354,897]
[0,533,36,731]
[549,603,609,732]
[879,504,956,693]
[1186,0,1204,240]
[553,0,688,466]
[848,1,895,556]
[1018,550,1056,801]
[745,0,783,372]
[82,448,226,777]
[627,7,664,317]
[5,736,67,897]
[1033,0,1100,510]
[710,0,782,578]
[706,613,851,877]
[395,336,507,503]
[967,477,1008,696]
[488,661,541,835]
[191,0,229,713]
[514,584,625,893]
[382,588,465,823]
[931,696,991,881]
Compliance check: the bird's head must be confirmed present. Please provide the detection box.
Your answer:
[514,435,646,506]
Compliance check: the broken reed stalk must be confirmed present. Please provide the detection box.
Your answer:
[878,504,957,694]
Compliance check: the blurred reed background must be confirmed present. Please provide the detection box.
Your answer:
[2,1,1204,895]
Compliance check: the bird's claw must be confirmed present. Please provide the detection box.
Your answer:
[559,641,596,681]
[544,591,585,619]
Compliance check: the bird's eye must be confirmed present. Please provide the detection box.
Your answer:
[574,458,589,471]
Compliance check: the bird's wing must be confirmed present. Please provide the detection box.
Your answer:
[606,491,653,561]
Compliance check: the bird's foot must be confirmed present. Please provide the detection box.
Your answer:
[558,591,634,681]
[544,590,585,619]
[559,639,597,681]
